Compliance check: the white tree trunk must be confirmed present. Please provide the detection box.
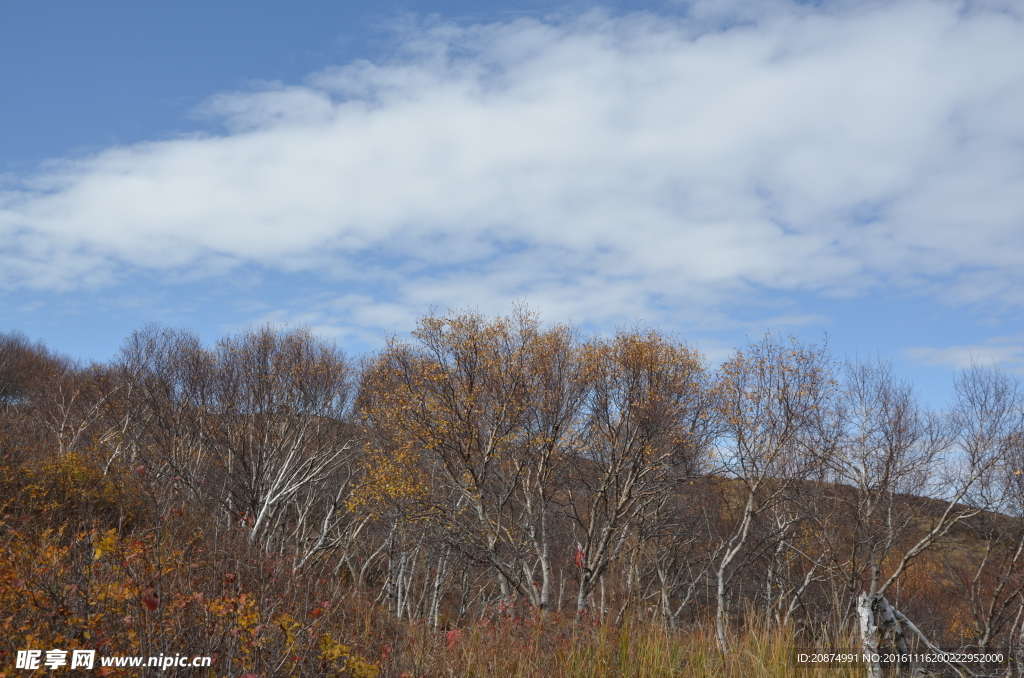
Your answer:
[857,592,882,678]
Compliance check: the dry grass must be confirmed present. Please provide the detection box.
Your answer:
[381,614,862,678]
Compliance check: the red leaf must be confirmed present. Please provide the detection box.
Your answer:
[142,589,159,611]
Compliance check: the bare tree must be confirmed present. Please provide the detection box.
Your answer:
[120,325,360,560]
[943,365,1024,653]
[711,334,834,651]
[203,326,359,553]
[118,325,214,515]
[635,478,715,627]
[819,360,1006,678]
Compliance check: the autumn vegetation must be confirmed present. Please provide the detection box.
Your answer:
[2,308,1024,677]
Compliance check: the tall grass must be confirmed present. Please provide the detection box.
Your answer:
[382,613,862,678]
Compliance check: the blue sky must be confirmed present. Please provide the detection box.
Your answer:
[2,0,1023,404]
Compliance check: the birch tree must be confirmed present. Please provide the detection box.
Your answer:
[944,365,1024,653]
[569,330,712,615]
[357,309,587,610]
[121,325,360,558]
[203,326,359,551]
[822,360,1007,678]
[712,334,834,651]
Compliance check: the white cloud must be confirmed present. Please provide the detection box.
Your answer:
[1,0,1023,331]
[904,335,1024,372]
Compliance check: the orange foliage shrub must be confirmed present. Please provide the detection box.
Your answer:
[0,520,382,677]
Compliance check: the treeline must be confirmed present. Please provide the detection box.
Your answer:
[2,308,1023,676]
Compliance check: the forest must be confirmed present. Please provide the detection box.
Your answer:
[2,307,1023,677]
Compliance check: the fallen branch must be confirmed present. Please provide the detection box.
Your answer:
[891,606,978,678]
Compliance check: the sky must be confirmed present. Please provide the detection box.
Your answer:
[2,0,1023,405]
